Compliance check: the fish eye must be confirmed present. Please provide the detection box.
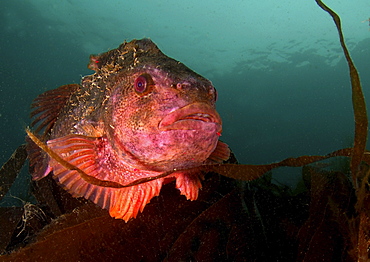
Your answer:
[134,74,153,95]
[134,75,147,93]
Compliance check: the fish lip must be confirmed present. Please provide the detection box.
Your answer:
[158,102,222,132]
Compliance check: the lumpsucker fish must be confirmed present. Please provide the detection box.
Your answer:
[26,38,230,222]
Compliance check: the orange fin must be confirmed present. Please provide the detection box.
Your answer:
[44,134,129,188]
[52,158,164,222]
[109,178,164,221]
[30,84,81,136]
[26,129,102,184]
[49,135,166,221]
[174,171,204,201]
[27,130,165,222]
[52,162,164,222]
[205,140,231,164]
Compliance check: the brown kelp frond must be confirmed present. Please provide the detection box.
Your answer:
[209,148,370,182]
[314,1,369,260]
[315,0,368,186]
[0,145,27,202]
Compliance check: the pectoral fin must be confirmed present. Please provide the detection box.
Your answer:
[26,129,166,222]
[205,140,230,164]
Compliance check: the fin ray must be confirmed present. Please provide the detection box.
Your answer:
[175,171,203,201]
[30,84,81,137]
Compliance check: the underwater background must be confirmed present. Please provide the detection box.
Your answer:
[0,0,369,196]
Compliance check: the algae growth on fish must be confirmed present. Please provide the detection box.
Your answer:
[26,38,230,222]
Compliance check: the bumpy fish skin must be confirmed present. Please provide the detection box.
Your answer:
[28,39,229,222]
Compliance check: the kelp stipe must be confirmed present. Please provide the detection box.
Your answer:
[0,145,27,202]
[315,0,368,186]
[313,1,369,260]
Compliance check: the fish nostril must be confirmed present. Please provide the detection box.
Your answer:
[175,82,193,90]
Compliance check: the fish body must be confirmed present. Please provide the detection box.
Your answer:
[28,39,229,221]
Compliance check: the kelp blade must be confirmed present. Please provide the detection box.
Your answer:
[0,144,28,201]
[209,148,369,182]
[315,0,368,184]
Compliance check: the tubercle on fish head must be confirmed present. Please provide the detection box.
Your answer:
[87,39,162,73]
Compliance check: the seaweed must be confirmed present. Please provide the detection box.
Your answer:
[1,0,370,261]
[0,145,27,202]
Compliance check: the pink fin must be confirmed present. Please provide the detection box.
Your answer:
[47,134,161,186]
[51,155,164,221]
[205,140,231,164]
[47,135,99,183]
[174,171,204,201]
[44,134,166,221]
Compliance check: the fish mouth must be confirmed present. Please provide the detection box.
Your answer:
[158,102,222,133]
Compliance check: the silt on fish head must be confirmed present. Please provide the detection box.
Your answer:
[27,39,230,222]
